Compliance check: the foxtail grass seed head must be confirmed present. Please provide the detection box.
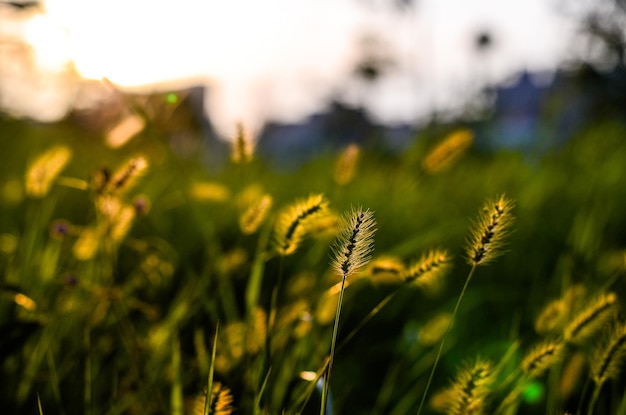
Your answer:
[273,194,328,256]
[331,207,376,278]
[231,123,253,163]
[366,255,405,285]
[419,313,453,347]
[305,210,341,240]
[215,322,246,372]
[404,249,450,291]
[239,194,273,234]
[422,128,473,174]
[535,284,588,335]
[562,283,588,309]
[235,184,264,209]
[591,322,626,386]
[466,194,515,267]
[521,340,564,378]
[564,292,618,345]
[25,145,72,198]
[189,181,231,202]
[445,359,493,415]
[105,113,145,148]
[193,382,234,415]
[107,155,148,195]
[217,248,248,276]
[275,299,312,338]
[535,299,567,335]
[334,143,360,185]
[73,227,100,260]
[246,307,268,355]
[91,167,111,194]
[108,204,136,242]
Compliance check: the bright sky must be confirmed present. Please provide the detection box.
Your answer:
[0,0,581,140]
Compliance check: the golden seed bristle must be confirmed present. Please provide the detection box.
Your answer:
[419,313,452,347]
[331,207,376,278]
[446,359,493,415]
[231,123,253,163]
[422,128,473,174]
[366,256,405,285]
[334,143,360,185]
[193,382,234,415]
[535,299,567,335]
[404,249,451,290]
[107,155,148,195]
[240,194,273,235]
[25,145,72,198]
[273,194,328,256]
[521,340,564,378]
[189,181,231,202]
[466,194,515,267]
[591,322,626,386]
[564,292,618,345]
[535,284,587,335]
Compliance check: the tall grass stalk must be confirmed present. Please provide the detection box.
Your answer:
[321,208,376,415]
[417,195,514,415]
[341,250,450,353]
[587,322,626,415]
[416,265,477,415]
[320,270,348,415]
[254,367,272,415]
[293,357,330,414]
[495,340,564,415]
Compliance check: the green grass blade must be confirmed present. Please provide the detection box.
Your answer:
[253,366,272,415]
[204,321,219,415]
[171,332,183,415]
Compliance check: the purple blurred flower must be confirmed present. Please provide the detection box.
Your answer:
[133,195,151,216]
[50,220,71,239]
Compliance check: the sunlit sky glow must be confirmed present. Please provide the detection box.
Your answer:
[0,0,583,140]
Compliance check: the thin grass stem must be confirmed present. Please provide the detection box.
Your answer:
[337,285,402,353]
[575,377,592,415]
[254,367,272,415]
[416,265,476,415]
[204,322,219,415]
[587,384,602,415]
[37,393,44,415]
[294,357,330,414]
[171,333,183,415]
[320,272,348,415]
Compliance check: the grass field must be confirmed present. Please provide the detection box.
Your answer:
[1,114,626,415]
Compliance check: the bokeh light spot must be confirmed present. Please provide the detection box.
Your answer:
[166,93,178,105]
[522,381,544,404]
